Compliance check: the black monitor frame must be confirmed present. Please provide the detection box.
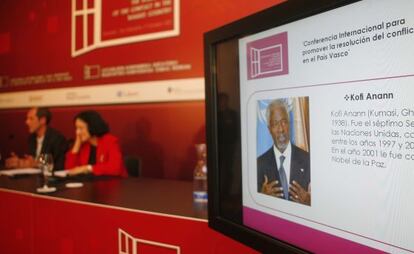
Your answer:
[204,0,360,253]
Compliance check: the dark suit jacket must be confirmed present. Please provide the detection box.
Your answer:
[28,127,68,171]
[257,144,310,200]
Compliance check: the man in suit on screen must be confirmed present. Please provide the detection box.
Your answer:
[257,99,311,206]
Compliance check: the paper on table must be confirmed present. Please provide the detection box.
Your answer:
[0,168,41,176]
[54,170,70,178]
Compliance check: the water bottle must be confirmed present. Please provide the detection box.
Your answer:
[193,144,208,203]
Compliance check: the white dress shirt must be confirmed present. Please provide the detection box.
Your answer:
[36,136,45,158]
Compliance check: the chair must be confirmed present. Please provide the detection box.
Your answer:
[124,156,141,177]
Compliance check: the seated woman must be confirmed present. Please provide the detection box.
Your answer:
[65,110,127,177]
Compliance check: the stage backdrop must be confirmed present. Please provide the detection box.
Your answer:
[0,0,285,179]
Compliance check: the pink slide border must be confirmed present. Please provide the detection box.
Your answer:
[243,207,391,254]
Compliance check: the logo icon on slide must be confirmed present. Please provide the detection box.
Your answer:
[118,228,181,254]
[247,32,289,80]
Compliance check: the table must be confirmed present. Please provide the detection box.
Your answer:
[0,174,207,219]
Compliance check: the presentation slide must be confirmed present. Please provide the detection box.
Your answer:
[239,0,414,253]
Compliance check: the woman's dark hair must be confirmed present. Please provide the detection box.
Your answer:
[75,110,109,137]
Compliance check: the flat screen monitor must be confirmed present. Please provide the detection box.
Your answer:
[204,0,414,253]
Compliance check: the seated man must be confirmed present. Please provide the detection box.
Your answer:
[5,107,68,171]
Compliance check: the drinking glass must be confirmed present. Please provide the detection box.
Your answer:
[36,153,56,193]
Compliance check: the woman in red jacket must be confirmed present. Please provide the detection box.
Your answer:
[65,110,127,177]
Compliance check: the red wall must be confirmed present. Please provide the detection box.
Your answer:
[0,0,286,180]
[0,0,285,92]
[0,102,205,180]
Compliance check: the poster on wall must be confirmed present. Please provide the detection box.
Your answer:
[0,0,284,108]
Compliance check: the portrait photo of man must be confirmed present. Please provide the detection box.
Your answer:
[256,98,311,206]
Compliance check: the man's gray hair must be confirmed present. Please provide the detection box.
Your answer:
[266,99,289,126]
